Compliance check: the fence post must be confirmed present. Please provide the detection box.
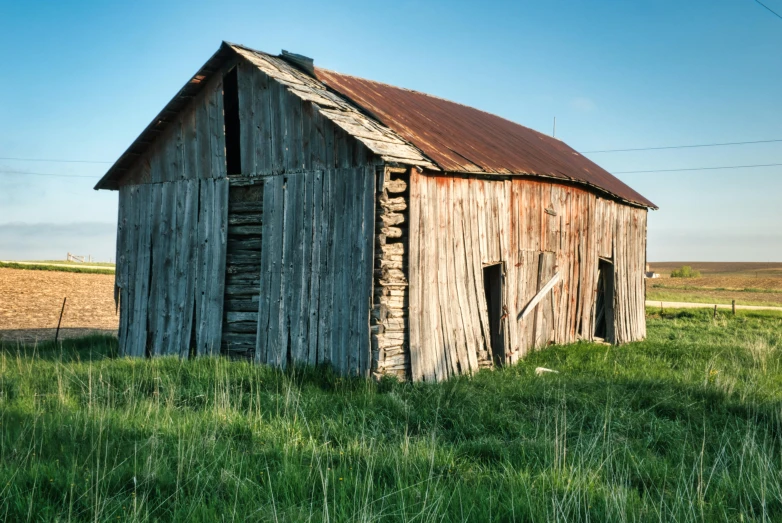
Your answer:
[713,304,717,319]
[732,300,736,316]
[55,297,67,344]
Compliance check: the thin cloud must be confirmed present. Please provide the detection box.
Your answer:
[570,97,597,112]
[0,222,116,261]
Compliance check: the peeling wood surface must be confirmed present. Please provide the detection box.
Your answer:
[408,173,648,381]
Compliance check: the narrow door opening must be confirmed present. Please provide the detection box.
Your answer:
[222,67,241,175]
[483,263,506,365]
[594,259,615,341]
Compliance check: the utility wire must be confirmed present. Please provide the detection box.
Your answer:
[0,170,98,178]
[3,162,780,179]
[0,156,111,164]
[614,162,782,174]
[581,138,782,154]
[3,136,780,162]
[755,0,782,20]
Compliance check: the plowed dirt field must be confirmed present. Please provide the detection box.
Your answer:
[0,268,118,342]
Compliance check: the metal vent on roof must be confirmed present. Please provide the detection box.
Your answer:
[280,50,314,75]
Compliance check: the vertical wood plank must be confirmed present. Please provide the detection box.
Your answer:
[116,187,130,356]
[408,168,424,380]
[307,170,324,365]
[317,169,335,366]
[256,176,282,364]
[257,69,273,174]
[452,179,479,372]
[359,165,375,377]
[266,175,287,365]
[195,178,228,355]
[209,77,226,179]
[285,173,305,365]
[238,62,256,176]
[133,184,154,358]
[174,179,198,356]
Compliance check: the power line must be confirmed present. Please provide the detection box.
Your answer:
[2,136,780,163]
[0,156,112,164]
[581,138,782,154]
[3,162,779,179]
[0,170,98,179]
[755,0,782,20]
[614,162,782,174]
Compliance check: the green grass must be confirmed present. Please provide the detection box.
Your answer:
[0,261,115,275]
[2,310,782,521]
[647,287,782,308]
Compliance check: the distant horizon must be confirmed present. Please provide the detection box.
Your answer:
[0,220,780,265]
[649,261,782,265]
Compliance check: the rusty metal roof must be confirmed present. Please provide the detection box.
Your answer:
[96,42,655,209]
[315,69,656,209]
[230,45,437,169]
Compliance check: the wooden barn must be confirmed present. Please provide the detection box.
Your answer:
[95,42,657,381]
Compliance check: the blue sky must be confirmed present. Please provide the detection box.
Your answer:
[0,0,780,261]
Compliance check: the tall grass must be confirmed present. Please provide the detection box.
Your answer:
[2,309,782,521]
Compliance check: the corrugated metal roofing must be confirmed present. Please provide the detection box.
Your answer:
[230,45,438,170]
[314,69,656,209]
[96,42,656,209]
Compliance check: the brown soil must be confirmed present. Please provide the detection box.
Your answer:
[0,268,118,343]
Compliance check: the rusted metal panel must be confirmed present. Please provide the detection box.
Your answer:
[97,42,654,211]
[315,69,656,209]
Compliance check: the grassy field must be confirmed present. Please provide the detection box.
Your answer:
[646,285,782,308]
[2,309,782,521]
[648,262,782,307]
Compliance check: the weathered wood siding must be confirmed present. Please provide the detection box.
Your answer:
[253,167,375,376]
[116,178,228,357]
[114,70,230,358]
[235,60,374,175]
[118,72,228,187]
[408,172,648,381]
[225,60,379,373]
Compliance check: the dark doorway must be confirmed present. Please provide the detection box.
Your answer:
[483,263,506,365]
[222,67,241,175]
[594,259,615,341]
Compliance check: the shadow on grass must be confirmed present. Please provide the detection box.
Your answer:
[0,333,119,361]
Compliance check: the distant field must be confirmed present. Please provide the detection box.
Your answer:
[650,261,782,279]
[0,261,115,275]
[648,261,782,307]
[24,259,116,267]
